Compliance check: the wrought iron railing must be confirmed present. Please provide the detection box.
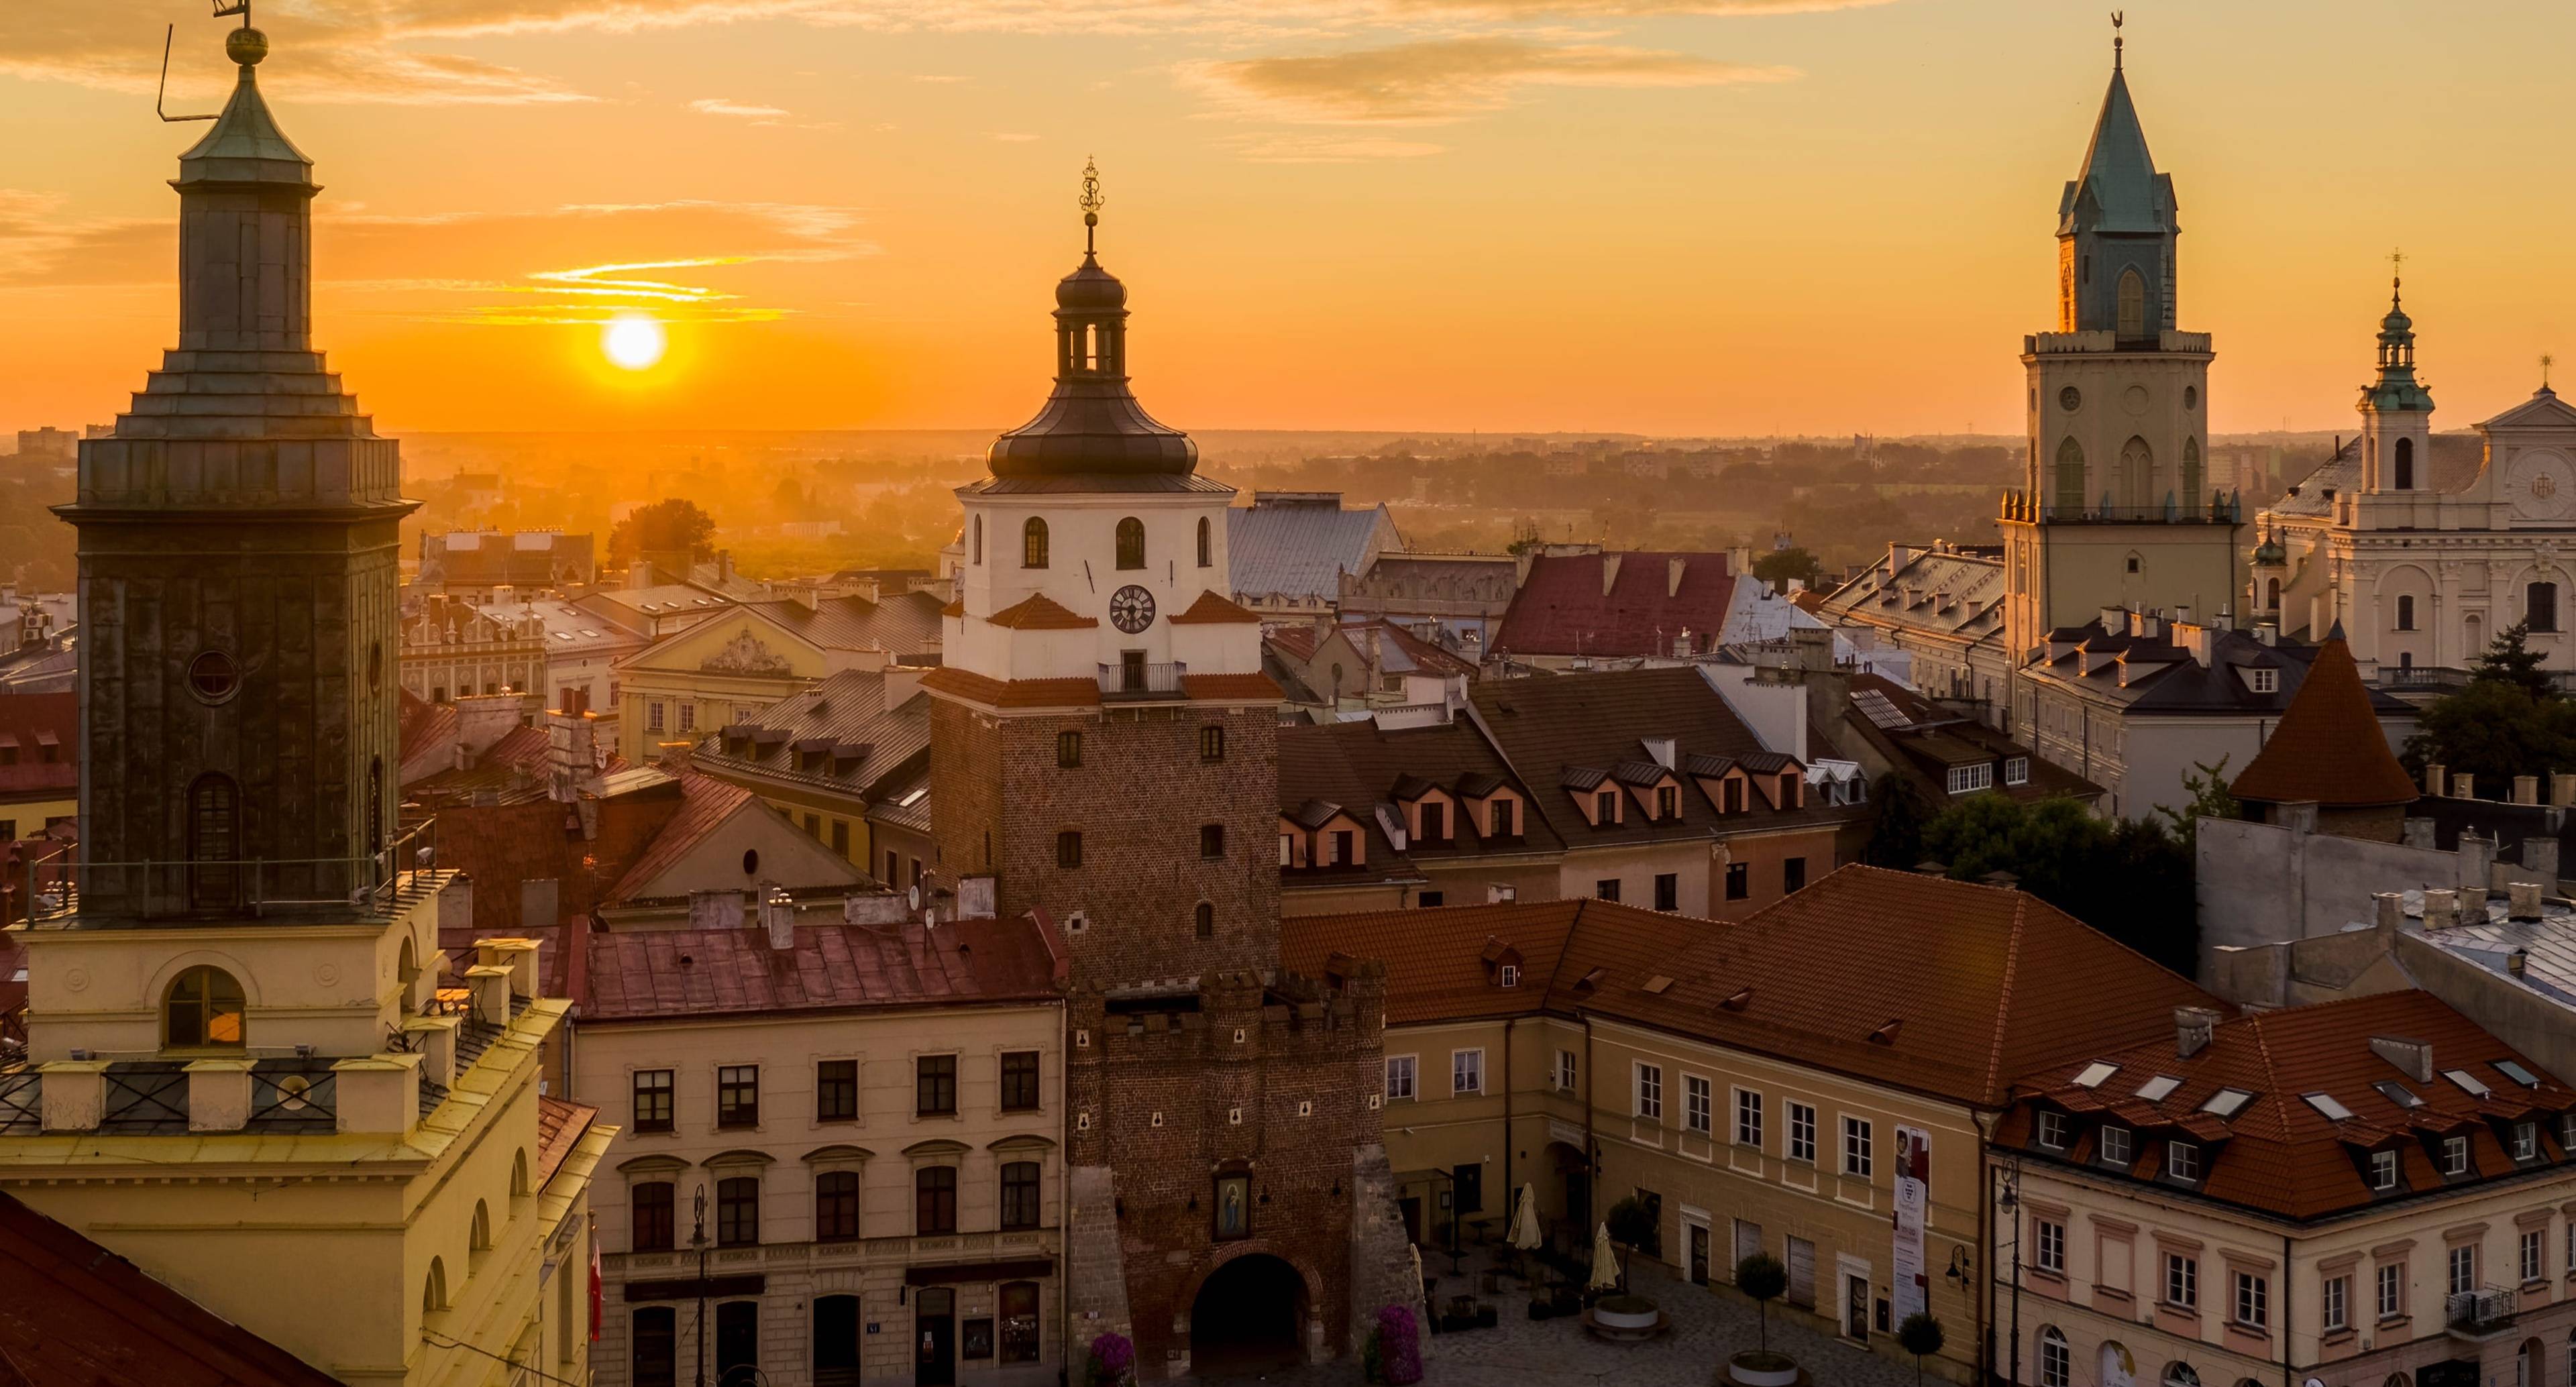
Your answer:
[15,820,441,925]
[101,1066,189,1134]
[0,1070,39,1134]
[1097,660,1187,700]
[1998,489,2243,525]
[2447,1285,2517,1333]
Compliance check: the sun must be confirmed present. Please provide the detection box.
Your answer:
[602,314,665,371]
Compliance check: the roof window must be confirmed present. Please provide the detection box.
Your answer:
[2071,1062,2118,1089]
[2198,1088,2254,1119]
[2494,1060,2543,1088]
[896,787,928,808]
[2373,1080,2425,1109]
[2301,1092,2355,1121]
[2134,1074,2182,1101]
[2443,1069,2492,1098]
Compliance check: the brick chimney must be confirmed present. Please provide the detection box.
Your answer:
[2175,1006,2221,1058]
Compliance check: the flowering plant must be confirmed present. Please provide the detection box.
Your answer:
[1086,1331,1137,1387]
[1373,1305,1422,1386]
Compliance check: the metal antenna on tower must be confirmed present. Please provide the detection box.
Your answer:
[158,1,254,123]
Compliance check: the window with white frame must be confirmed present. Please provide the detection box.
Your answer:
[2165,1140,2200,1182]
[1498,964,1520,988]
[1554,1050,1577,1092]
[2004,757,2030,786]
[2163,1252,2197,1309]
[2448,1244,2476,1296]
[2369,1148,2399,1190]
[2514,1121,2538,1160]
[1735,1089,1764,1148]
[2233,1272,2267,1329]
[2099,1125,2133,1166]
[1787,1102,1817,1163]
[2376,1262,2404,1319]
[1385,1055,1416,1101]
[2035,1110,2068,1150]
[2522,1229,2545,1284]
[1634,1063,1662,1121]
[2322,1274,2348,1332]
[1452,1049,1484,1096]
[2037,1328,2069,1387]
[1843,1117,1874,1178]
[1946,763,1994,795]
[2033,1217,2065,1274]
[2443,1134,2470,1175]
[2247,667,2279,694]
[1684,1076,1713,1136]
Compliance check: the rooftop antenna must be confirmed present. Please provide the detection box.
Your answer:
[2110,10,2124,71]
[158,1,254,124]
[1078,157,1104,257]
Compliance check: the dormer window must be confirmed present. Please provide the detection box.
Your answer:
[2036,1111,2068,1150]
[2165,1140,2201,1183]
[2098,1125,2133,1166]
[2441,1134,2470,1176]
[2246,667,2278,695]
[1499,964,1519,989]
[1594,790,1618,824]
[2004,757,2029,787]
[1489,799,1516,838]
[1655,785,1678,818]
[2369,1148,2400,1190]
[2513,1121,2538,1161]
[1946,764,1993,795]
[1420,801,1446,843]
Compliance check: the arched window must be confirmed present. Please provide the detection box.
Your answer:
[1022,518,1049,570]
[2530,581,2560,634]
[1115,517,1145,571]
[2265,577,2281,610]
[2397,595,2416,631]
[511,1149,531,1199]
[164,965,245,1049]
[2053,437,2086,511]
[188,772,241,911]
[2117,268,2147,337]
[2163,1365,2202,1387]
[422,1257,448,1316]
[469,1199,492,1255]
[2394,436,2414,490]
[2182,437,2202,506]
[2119,435,2154,510]
[2038,1328,2070,1387]
[972,515,983,566]
[398,936,419,989]
[1197,516,1212,569]
[1194,901,1214,938]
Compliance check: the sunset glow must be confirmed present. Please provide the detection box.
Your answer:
[602,314,666,372]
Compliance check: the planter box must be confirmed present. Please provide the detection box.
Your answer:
[1727,1351,1800,1386]
[1593,1302,1660,1331]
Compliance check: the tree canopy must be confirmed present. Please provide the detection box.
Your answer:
[2404,620,2576,797]
[1751,546,1822,592]
[1919,793,2198,976]
[609,498,718,569]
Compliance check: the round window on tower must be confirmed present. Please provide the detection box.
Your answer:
[2184,385,2199,411]
[2058,386,2082,412]
[188,650,241,704]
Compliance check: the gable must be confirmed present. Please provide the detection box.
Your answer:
[621,797,864,900]
[623,608,831,679]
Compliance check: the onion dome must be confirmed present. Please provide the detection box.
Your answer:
[2252,531,2286,567]
[1055,254,1126,312]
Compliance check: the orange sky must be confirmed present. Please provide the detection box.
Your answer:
[3,0,2571,439]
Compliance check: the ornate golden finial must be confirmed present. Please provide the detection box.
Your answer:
[2110,11,2124,70]
[1079,158,1104,256]
[2389,246,2406,295]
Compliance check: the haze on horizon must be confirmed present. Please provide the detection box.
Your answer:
[1,0,2568,441]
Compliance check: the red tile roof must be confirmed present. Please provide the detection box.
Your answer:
[985,593,1099,630]
[919,667,1103,710]
[1168,590,1263,624]
[582,913,1064,1023]
[0,1188,343,1386]
[1285,864,2219,1108]
[0,692,76,801]
[535,1095,601,1185]
[1493,551,1735,658]
[608,770,757,901]
[2229,636,2420,808]
[2000,989,2576,1221]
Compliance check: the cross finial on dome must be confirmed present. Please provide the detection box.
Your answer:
[1079,157,1104,256]
[2110,10,2124,70]
[2544,353,2555,390]
[2388,247,2406,301]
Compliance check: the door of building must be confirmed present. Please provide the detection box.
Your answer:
[1688,1223,1709,1285]
[1844,1274,1870,1339]
[714,1300,758,1387]
[916,1288,956,1387]
[1785,1236,1815,1309]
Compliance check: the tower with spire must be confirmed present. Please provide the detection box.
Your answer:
[4,20,604,1384]
[2357,262,2434,496]
[1998,17,2243,669]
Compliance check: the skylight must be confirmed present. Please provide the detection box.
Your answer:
[2495,1060,2542,1089]
[2198,1088,2254,1119]
[2302,1092,2355,1121]
[1855,689,1913,731]
[2134,1075,2182,1101]
[2444,1069,2493,1099]
[2375,1080,2425,1109]
[2071,1062,2119,1089]
[896,787,928,808]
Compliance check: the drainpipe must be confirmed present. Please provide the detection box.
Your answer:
[1582,1011,1599,1241]
[2280,1230,2293,1387]
[1502,1016,1517,1237]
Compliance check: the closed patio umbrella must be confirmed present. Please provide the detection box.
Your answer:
[1509,1184,1542,1250]
[1585,1221,1621,1292]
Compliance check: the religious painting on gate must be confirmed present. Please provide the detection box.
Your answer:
[1213,1174,1250,1241]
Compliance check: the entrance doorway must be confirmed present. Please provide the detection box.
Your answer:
[1844,1275,1870,1339]
[1546,1142,1589,1245]
[1688,1223,1709,1285]
[1189,1255,1307,1377]
[915,1287,955,1387]
[714,1300,758,1387]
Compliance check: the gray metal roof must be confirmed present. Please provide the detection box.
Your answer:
[1228,498,1399,602]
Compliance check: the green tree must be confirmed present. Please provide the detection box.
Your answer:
[2403,678,2576,798]
[1920,793,2198,976]
[608,498,718,569]
[1751,546,1821,592]
[1863,776,1933,870]
[1896,1313,1945,1386]
[1604,1196,1656,1290]
[2472,619,2555,699]
[1733,1252,1788,1352]
[2151,754,2239,852]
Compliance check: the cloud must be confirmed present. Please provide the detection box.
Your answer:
[688,97,793,119]
[1211,133,1448,162]
[1387,0,1896,13]
[1190,36,1796,125]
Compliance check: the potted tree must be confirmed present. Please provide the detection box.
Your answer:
[1726,1252,1796,1386]
[1897,1313,1945,1386]
[1591,1198,1660,1329]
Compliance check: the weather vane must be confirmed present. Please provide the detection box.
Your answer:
[158,0,261,124]
[1079,158,1105,256]
[2110,11,2123,70]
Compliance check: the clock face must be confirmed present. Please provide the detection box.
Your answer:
[2058,386,2082,412]
[1108,585,1157,634]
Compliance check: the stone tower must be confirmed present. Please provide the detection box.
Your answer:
[57,24,411,923]
[2357,274,2435,496]
[1999,23,2243,663]
[924,170,1417,1379]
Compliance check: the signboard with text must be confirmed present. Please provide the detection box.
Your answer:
[1891,1125,1931,1322]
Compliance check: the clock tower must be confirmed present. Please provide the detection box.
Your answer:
[1998,21,2243,664]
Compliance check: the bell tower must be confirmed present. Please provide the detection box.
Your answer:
[2000,17,2242,663]
[58,21,413,923]
[2357,261,2435,496]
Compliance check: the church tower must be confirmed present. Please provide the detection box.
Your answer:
[925,168,1415,1380]
[2000,19,2244,662]
[3,23,602,1384]
[2357,270,2435,496]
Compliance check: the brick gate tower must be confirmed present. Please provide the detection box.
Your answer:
[924,166,1418,1379]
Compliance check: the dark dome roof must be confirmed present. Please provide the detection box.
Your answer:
[1057,254,1126,312]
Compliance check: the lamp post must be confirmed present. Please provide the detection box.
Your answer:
[692,1184,710,1387]
[1996,1158,2024,1386]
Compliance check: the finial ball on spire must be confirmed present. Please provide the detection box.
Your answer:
[226,26,268,66]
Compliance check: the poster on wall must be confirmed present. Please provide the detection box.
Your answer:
[1890,1125,1931,1322]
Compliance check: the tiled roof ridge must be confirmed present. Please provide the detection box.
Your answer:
[2242,1008,2296,1144]
[1981,893,2028,1105]
[985,592,1099,630]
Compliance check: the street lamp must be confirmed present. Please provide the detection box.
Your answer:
[1996,1158,2023,1386]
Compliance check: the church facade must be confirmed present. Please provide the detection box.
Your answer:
[2251,290,2576,679]
[922,178,1419,1378]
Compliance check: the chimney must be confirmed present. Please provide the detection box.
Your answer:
[2509,881,2546,922]
[1601,553,1623,597]
[881,665,926,709]
[2525,837,2562,887]
[2373,892,2404,937]
[2426,762,2449,797]
[2452,773,2476,800]
[545,712,596,803]
[1644,736,1677,770]
[491,583,515,610]
[2555,772,2576,808]
[1668,557,1686,598]
[2422,889,2459,931]
[2516,775,2541,806]
[792,585,819,611]
[2510,948,2530,978]
[1887,541,1914,573]
[760,886,796,950]
[2369,1035,2434,1082]
[2175,1007,2220,1058]
[2100,605,2125,633]
[718,549,735,585]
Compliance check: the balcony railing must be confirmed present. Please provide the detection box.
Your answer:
[1998,489,2243,525]
[11,821,442,925]
[2446,1285,2518,1337]
[1097,660,1187,701]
